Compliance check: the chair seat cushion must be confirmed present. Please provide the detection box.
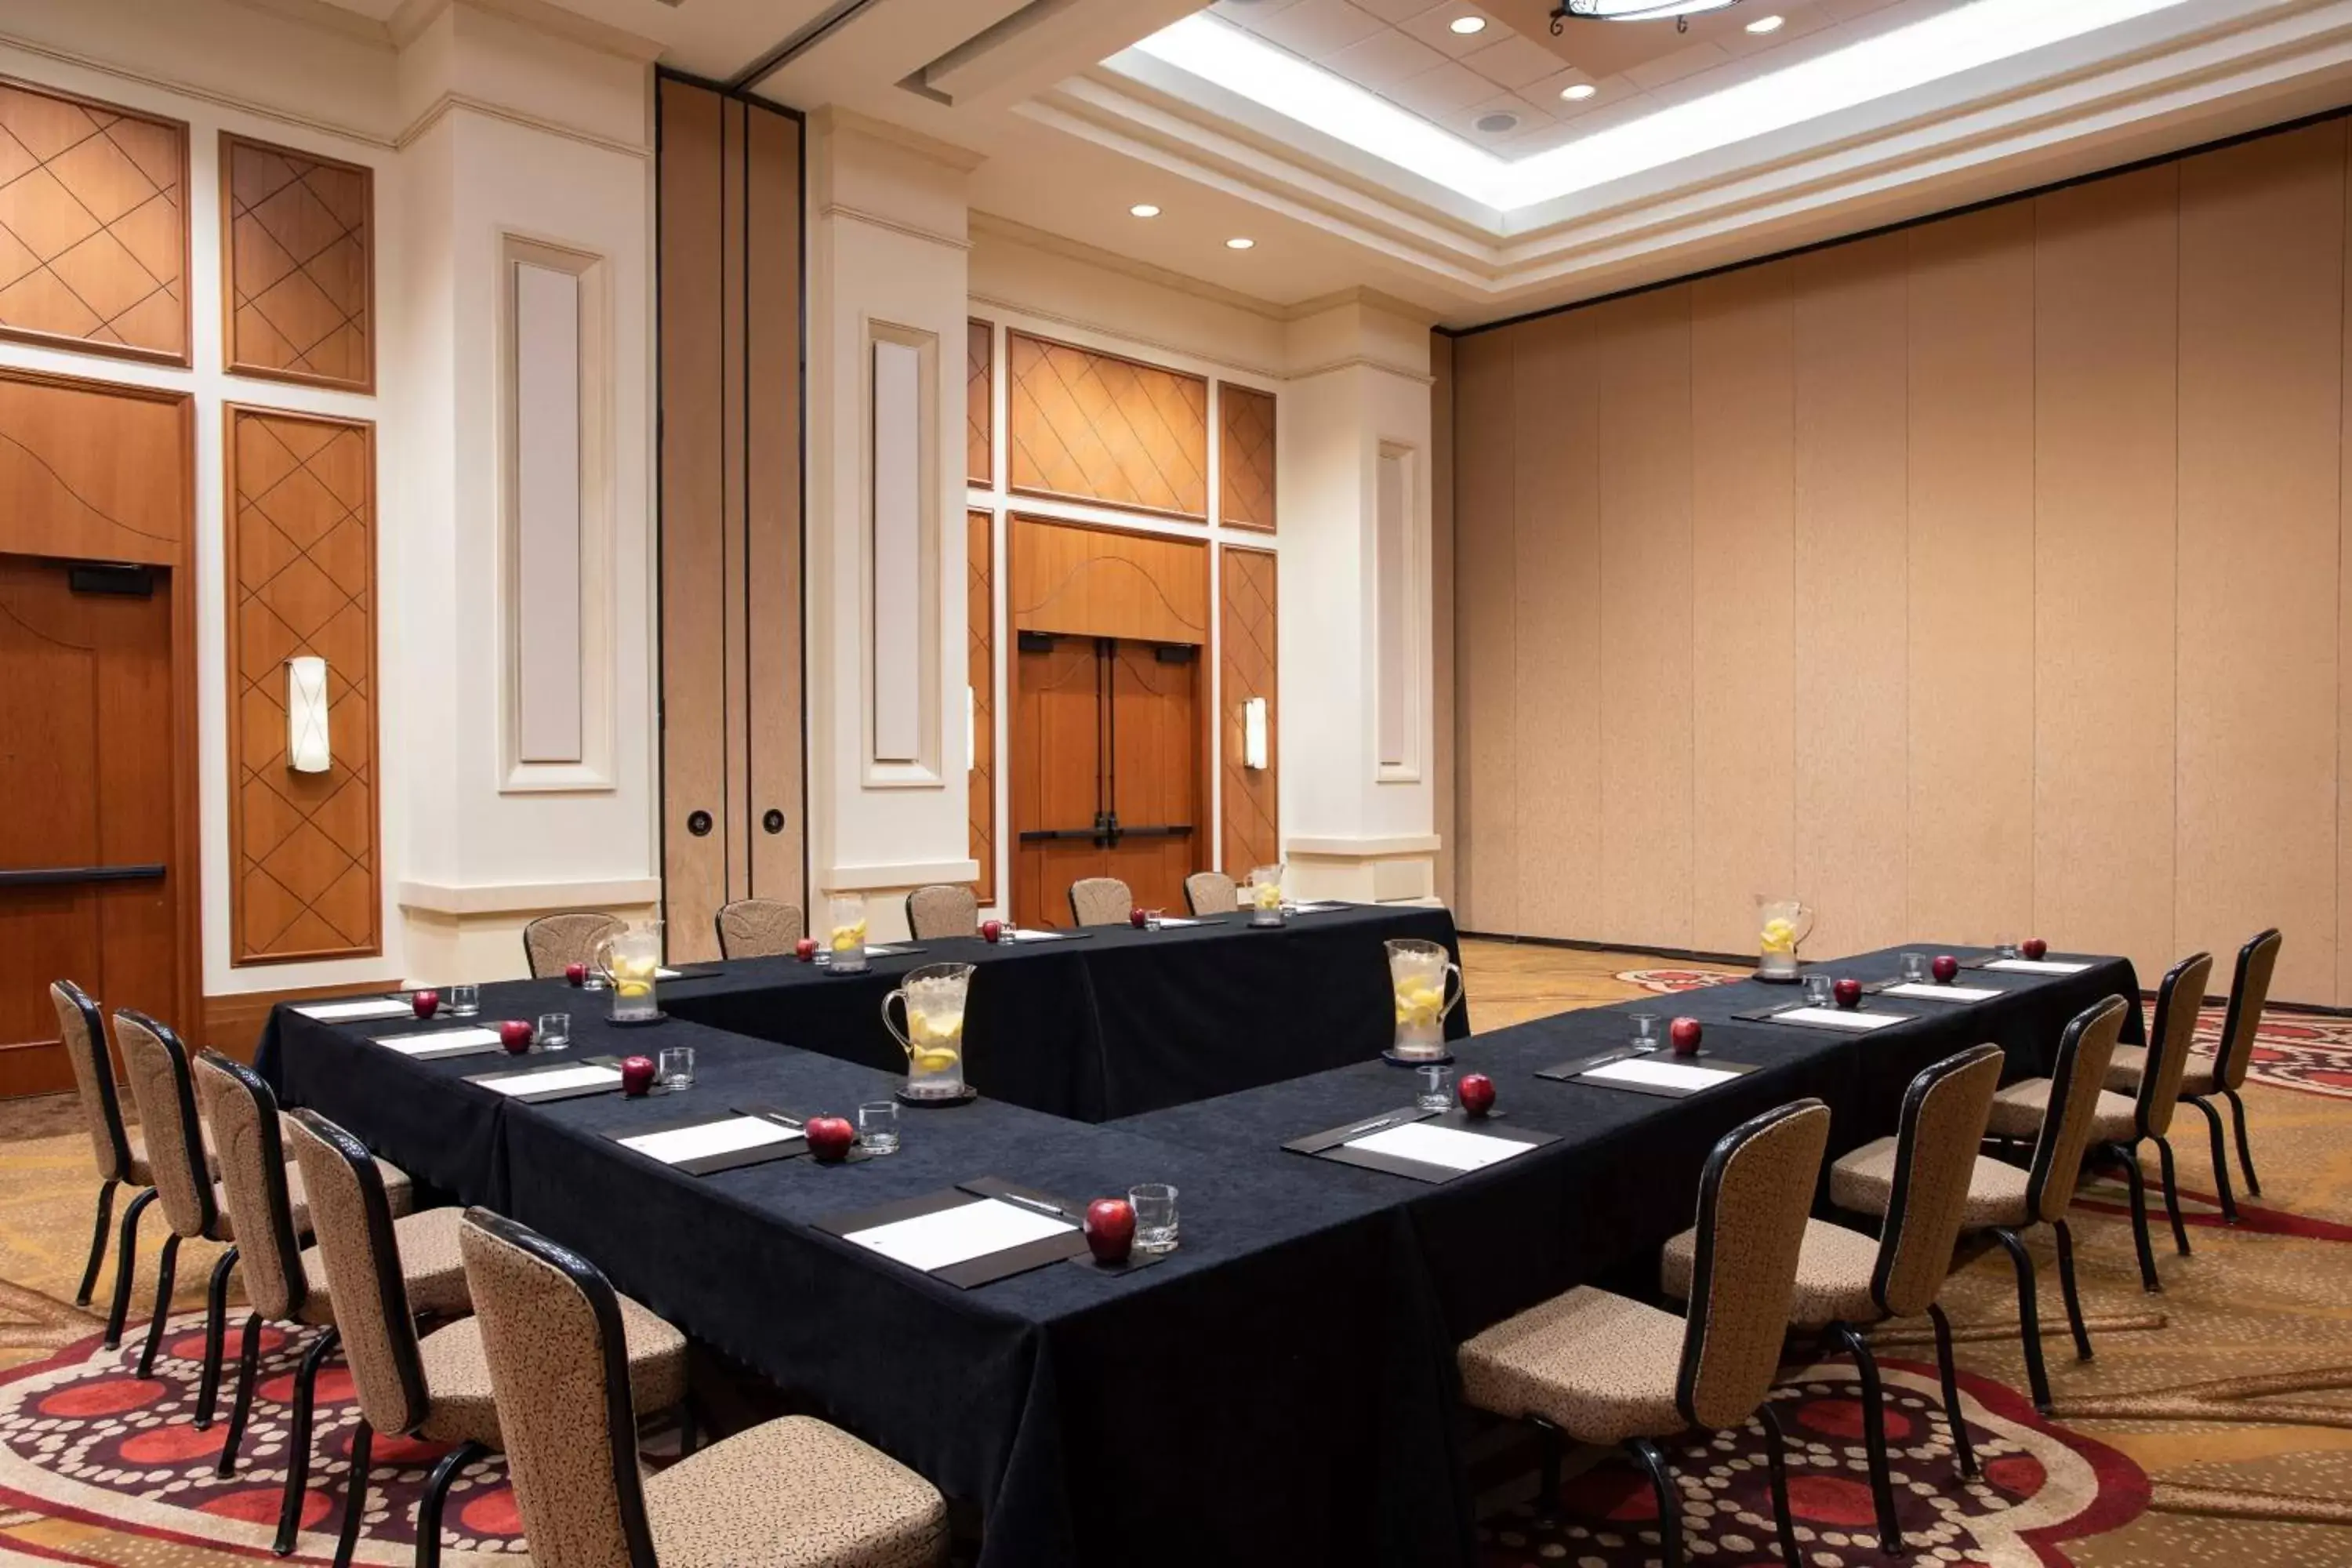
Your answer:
[1834,1137,2032,1230]
[644,1414,947,1568]
[415,1288,688,1446]
[1456,1286,1686,1445]
[1986,1077,2135,1143]
[1661,1218,1881,1330]
[299,1204,472,1325]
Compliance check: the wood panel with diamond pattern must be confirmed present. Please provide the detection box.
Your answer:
[968,318,993,488]
[1220,545,1279,875]
[970,509,996,905]
[1220,384,1276,532]
[226,405,380,964]
[0,78,189,365]
[1007,330,1208,521]
[221,133,372,392]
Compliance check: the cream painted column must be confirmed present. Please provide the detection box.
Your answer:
[1278,299,1443,903]
[806,112,981,943]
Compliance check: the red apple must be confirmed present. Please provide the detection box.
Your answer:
[412,989,440,1020]
[1669,1017,1703,1057]
[2021,938,2048,961]
[1130,906,1148,929]
[619,1055,658,1097]
[498,1019,535,1054]
[1832,978,1863,1011]
[804,1115,856,1163]
[564,962,588,987]
[793,937,818,963]
[981,919,1004,944]
[1932,954,1960,984]
[1084,1197,1136,1265]
[1457,1073,1497,1118]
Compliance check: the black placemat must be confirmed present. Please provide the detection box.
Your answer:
[1730,1003,1916,1034]
[1558,1057,1761,1101]
[465,1054,630,1105]
[602,1102,810,1177]
[1281,1106,1555,1184]
[815,1177,1087,1289]
[364,1027,510,1062]
[1535,1045,1659,1081]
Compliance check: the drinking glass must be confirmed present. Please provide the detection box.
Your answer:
[657,1045,695,1090]
[1900,953,1928,983]
[1629,1011,1661,1047]
[1416,1063,1454,1113]
[1994,942,2020,961]
[536,1011,571,1051]
[448,984,481,1018]
[1805,975,1834,1007]
[1129,1183,1179,1254]
[858,1101,900,1155]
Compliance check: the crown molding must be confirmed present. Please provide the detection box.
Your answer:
[810,103,989,172]
[0,24,400,147]
[387,0,666,63]
[397,89,650,159]
[969,210,1291,321]
[220,0,395,49]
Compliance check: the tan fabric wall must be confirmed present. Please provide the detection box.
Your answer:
[1451,117,2352,1005]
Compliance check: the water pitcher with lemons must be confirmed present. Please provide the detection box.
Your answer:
[593,921,664,1023]
[1754,895,1815,983]
[1386,938,1462,1060]
[883,962,974,1101]
[826,892,871,974]
[1246,863,1286,928]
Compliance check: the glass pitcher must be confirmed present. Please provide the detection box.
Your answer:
[1246,863,1286,928]
[883,962,973,1101]
[826,892,870,975]
[593,922,663,1023]
[1386,938,1463,1059]
[1755,895,1815,983]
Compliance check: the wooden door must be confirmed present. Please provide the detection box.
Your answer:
[0,557,181,1083]
[1104,641,1198,916]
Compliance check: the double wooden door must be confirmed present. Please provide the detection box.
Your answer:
[1011,633,1200,927]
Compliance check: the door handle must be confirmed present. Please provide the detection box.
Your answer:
[0,863,165,887]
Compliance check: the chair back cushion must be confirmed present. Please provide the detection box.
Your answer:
[2212,929,2281,1091]
[2138,952,2215,1138]
[523,913,626,978]
[287,1110,430,1434]
[1676,1098,1831,1429]
[1871,1044,2003,1318]
[112,1011,217,1240]
[1184,872,1237,916]
[193,1052,310,1321]
[903,885,978,941]
[1068,877,1132,927]
[51,981,131,1181]
[458,1210,659,1568]
[2027,996,2128,1223]
[713,898,805,958]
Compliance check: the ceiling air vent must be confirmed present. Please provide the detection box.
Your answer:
[1475,111,1521,134]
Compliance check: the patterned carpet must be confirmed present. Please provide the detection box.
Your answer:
[0,942,2347,1566]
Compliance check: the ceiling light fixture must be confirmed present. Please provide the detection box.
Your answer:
[1226,237,1255,249]
[1130,203,1162,216]
[1549,0,1741,29]
[1559,82,1597,100]
[1450,15,1488,33]
[1745,13,1784,31]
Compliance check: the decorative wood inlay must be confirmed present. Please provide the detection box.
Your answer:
[0,365,188,566]
[969,509,996,905]
[1007,330,1209,521]
[227,406,380,964]
[1221,545,1279,875]
[967,318,993,488]
[1010,514,1208,646]
[0,78,189,365]
[223,133,372,392]
[1220,383,1276,531]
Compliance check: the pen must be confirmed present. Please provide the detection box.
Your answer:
[997,1192,1069,1220]
[1345,1114,1397,1137]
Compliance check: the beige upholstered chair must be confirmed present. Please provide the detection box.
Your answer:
[289,1112,689,1568]
[1067,877,1132,927]
[523,912,626,978]
[904,884,979,941]
[2108,929,2278,1222]
[50,981,149,1326]
[1183,871,1237,916]
[1833,995,2127,1413]
[1661,1046,2002,1553]
[713,898,806,958]
[457,1208,947,1568]
[1459,1100,1831,1565]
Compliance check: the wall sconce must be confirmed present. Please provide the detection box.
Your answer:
[287,655,332,774]
[1242,696,1268,771]
[966,684,977,766]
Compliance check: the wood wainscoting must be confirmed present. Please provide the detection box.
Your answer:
[1006,331,1210,522]
[1219,545,1279,877]
[220,132,375,393]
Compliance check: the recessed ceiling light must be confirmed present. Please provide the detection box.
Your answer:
[1449,15,1487,34]
[1130,203,1162,217]
[1745,13,1785,32]
[1225,236,1255,249]
[1559,82,1598,100]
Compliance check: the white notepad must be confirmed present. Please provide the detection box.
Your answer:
[375,1027,503,1057]
[1883,982,2002,1003]
[1983,958,2091,975]
[1583,1058,1739,1092]
[294,998,416,1022]
[472,1063,622,1098]
[1004,929,1066,942]
[655,967,684,979]
[1150,916,1203,928]
[843,1198,1074,1273]
[619,1116,800,1165]
[1774,1007,1906,1031]
[1289,902,1346,913]
[1347,1121,1530,1173]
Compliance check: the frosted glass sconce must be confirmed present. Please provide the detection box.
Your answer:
[287,655,332,773]
[1242,696,1268,771]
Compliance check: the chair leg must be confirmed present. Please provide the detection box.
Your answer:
[196,1247,238,1427]
[275,1327,340,1556]
[136,1233,180,1378]
[1928,1303,1978,1479]
[77,1178,118,1306]
[1625,1438,1684,1568]
[1991,1226,2053,1414]
[1530,1416,1563,1522]
[416,1439,485,1568]
[2053,1220,2093,1363]
[2190,1095,2238,1222]
[1756,1403,1805,1566]
[2110,1143,2161,1294]
[1828,1323,1902,1555]
[103,1189,155,1350]
[2154,1134,2191,1256]
[2224,1087,2260,1197]
[216,1313,263,1476]
[332,1420,373,1568]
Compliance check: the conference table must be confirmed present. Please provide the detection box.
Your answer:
[256,933,2139,1568]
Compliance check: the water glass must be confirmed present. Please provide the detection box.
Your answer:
[1416,1063,1454,1113]
[448,984,481,1018]
[1994,942,2020,961]
[1804,975,1834,1007]
[858,1101,900,1155]
[1900,953,1928,983]
[1629,1011,1661,1047]
[657,1045,695,1090]
[536,1011,571,1051]
[1129,1183,1179,1254]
